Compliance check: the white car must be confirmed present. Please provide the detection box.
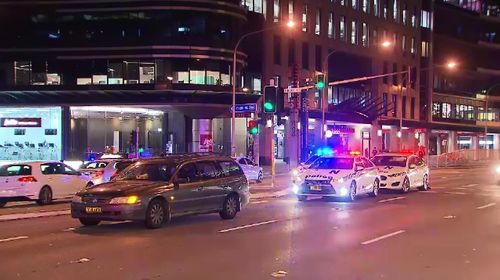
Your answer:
[292,154,381,201]
[79,159,135,185]
[0,161,92,207]
[234,157,263,183]
[371,153,430,193]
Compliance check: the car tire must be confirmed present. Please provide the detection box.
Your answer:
[256,171,263,183]
[419,174,429,191]
[145,198,169,229]
[79,218,100,226]
[220,194,239,220]
[36,186,53,205]
[297,195,308,201]
[401,177,410,194]
[369,179,380,197]
[348,181,357,202]
[0,201,6,208]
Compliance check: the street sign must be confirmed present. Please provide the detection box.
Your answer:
[284,87,303,93]
[230,103,257,113]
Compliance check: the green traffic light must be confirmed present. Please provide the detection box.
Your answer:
[316,81,325,89]
[250,127,258,134]
[264,102,274,111]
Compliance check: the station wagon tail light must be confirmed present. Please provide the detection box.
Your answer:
[18,176,37,183]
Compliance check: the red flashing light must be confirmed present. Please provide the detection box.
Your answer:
[400,149,415,154]
[18,176,37,183]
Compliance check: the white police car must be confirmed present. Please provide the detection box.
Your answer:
[371,153,429,193]
[292,153,380,201]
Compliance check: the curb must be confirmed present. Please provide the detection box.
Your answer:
[251,189,291,200]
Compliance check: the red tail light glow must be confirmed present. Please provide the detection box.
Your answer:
[18,176,37,183]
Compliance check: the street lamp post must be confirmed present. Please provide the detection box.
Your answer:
[484,83,500,156]
[231,21,295,157]
[321,49,338,143]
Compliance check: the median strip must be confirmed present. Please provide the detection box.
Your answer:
[361,230,406,245]
[0,236,29,243]
[218,220,278,233]
[476,202,496,210]
[378,197,406,203]
[0,210,70,222]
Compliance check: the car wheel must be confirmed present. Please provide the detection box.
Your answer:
[297,195,308,201]
[401,177,410,194]
[256,171,263,183]
[348,181,357,202]
[145,198,169,229]
[419,174,429,191]
[369,179,380,197]
[79,218,100,226]
[220,194,239,220]
[0,201,6,208]
[36,186,53,205]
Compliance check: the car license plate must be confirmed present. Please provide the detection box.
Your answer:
[310,186,322,191]
[85,207,102,214]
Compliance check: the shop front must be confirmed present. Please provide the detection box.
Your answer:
[324,123,372,155]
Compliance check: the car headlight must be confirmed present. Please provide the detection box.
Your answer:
[72,195,83,203]
[292,169,299,176]
[292,185,299,194]
[338,178,344,184]
[295,176,302,182]
[109,195,140,204]
[339,187,348,196]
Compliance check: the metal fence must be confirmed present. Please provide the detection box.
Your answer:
[428,149,500,168]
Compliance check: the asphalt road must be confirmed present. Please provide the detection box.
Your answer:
[1,166,500,280]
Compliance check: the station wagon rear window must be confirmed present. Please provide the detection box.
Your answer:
[218,161,243,176]
[0,165,32,176]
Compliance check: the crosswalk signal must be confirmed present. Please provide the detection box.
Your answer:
[263,86,277,113]
[248,120,259,135]
[316,74,325,90]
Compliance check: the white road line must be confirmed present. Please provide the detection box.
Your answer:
[0,210,70,222]
[421,190,438,193]
[444,191,468,195]
[361,230,406,245]
[465,184,479,187]
[218,220,278,233]
[0,236,29,243]
[476,203,496,210]
[378,196,406,203]
[251,200,269,204]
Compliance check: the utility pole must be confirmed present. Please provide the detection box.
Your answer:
[288,64,300,167]
[300,88,309,162]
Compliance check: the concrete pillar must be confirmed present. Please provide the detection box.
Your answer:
[493,134,500,150]
[472,135,479,160]
[61,106,71,160]
[389,126,400,152]
[370,122,382,154]
[192,119,212,153]
[448,131,458,152]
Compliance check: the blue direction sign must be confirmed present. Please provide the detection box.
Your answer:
[230,103,257,113]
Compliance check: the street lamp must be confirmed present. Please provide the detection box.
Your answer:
[231,21,296,157]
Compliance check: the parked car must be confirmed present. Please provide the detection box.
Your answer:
[372,153,430,192]
[0,161,92,207]
[71,155,250,228]
[234,157,263,182]
[79,159,136,185]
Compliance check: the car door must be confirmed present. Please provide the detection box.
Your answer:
[171,163,204,214]
[361,157,378,192]
[39,163,64,198]
[62,164,86,195]
[407,156,419,186]
[237,158,250,177]
[415,157,427,186]
[353,158,368,193]
[195,161,225,211]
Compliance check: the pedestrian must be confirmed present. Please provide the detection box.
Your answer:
[364,148,369,158]
[372,147,378,157]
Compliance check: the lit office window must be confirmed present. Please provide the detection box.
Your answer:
[383,0,388,19]
[352,0,358,10]
[274,0,280,22]
[402,35,406,52]
[351,20,358,45]
[421,40,429,57]
[411,37,416,54]
[328,12,334,38]
[340,0,346,6]
[302,5,308,32]
[362,0,370,13]
[288,0,294,21]
[372,28,378,45]
[362,22,369,47]
[315,9,321,35]
[402,4,408,25]
[339,16,346,41]
[421,10,431,28]
[393,0,399,22]
[411,7,417,27]
[374,0,380,17]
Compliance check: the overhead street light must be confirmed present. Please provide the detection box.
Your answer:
[231,21,296,156]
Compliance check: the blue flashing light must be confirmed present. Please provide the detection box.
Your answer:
[48,33,60,39]
[316,146,335,156]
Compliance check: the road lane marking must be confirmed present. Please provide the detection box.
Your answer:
[476,203,496,210]
[378,197,406,203]
[444,191,467,195]
[63,227,75,232]
[361,230,406,245]
[251,200,269,205]
[421,190,438,193]
[0,210,70,222]
[218,220,278,233]
[0,236,29,243]
[443,215,456,219]
[465,184,479,187]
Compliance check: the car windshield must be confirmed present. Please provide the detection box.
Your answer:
[304,155,319,165]
[309,157,354,170]
[372,156,407,167]
[116,163,177,181]
[114,161,134,171]
[81,161,109,169]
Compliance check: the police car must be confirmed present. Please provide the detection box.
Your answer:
[371,153,429,193]
[292,153,381,201]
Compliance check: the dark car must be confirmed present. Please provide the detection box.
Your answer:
[71,155,250,229]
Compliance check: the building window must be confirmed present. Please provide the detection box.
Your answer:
[352,0,358,10]
[411,37,416,54]
[273,35,282,65]
[189,70,205,84]
[372,28,378,45]
[374,0,380,17]
[432,102,441,117]
[351,20,358,45]
[411,7,417,27]
[328,12,334,38]
[421,40,429,57]
[410,97,415,119]
[315,9,321,35]
[274,0,280,22]
[242,0,263,13]
[402,96,407,118]
[302,42,309,69]
[383,0,388,19]
[362,22,369,47]
[393,0,399,22]
[421,10,431,29]
[288,39,296,66]
[442,102,451,118]
[383,92,389,115]
[315,45,322,71]
[392,94,397,117]
[340,16,346,41]
[402,3,408,25]
[392,63,398,85]
[288,0,294,21]
[402,35,406,52]
[383,61,389,84]
[340,0,346,6]
[252,77,262,93]
[362,0,370,13]
[302,5,308,32]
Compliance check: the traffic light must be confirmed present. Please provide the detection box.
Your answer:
[316,74,325,90]
[248,120,259,135]
[263,86,277,113]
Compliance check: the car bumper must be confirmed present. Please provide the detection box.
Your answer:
[379,176,403,189]
[294,183,350,197]
[0,188,38,199]
[239,190,251,207]
[71,202,146,221]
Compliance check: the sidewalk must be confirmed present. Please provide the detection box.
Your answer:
[261,160,291,176]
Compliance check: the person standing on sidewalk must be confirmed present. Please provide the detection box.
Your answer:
[372,147,378,158]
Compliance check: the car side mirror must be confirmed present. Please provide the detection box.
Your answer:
[409,164,417,169]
